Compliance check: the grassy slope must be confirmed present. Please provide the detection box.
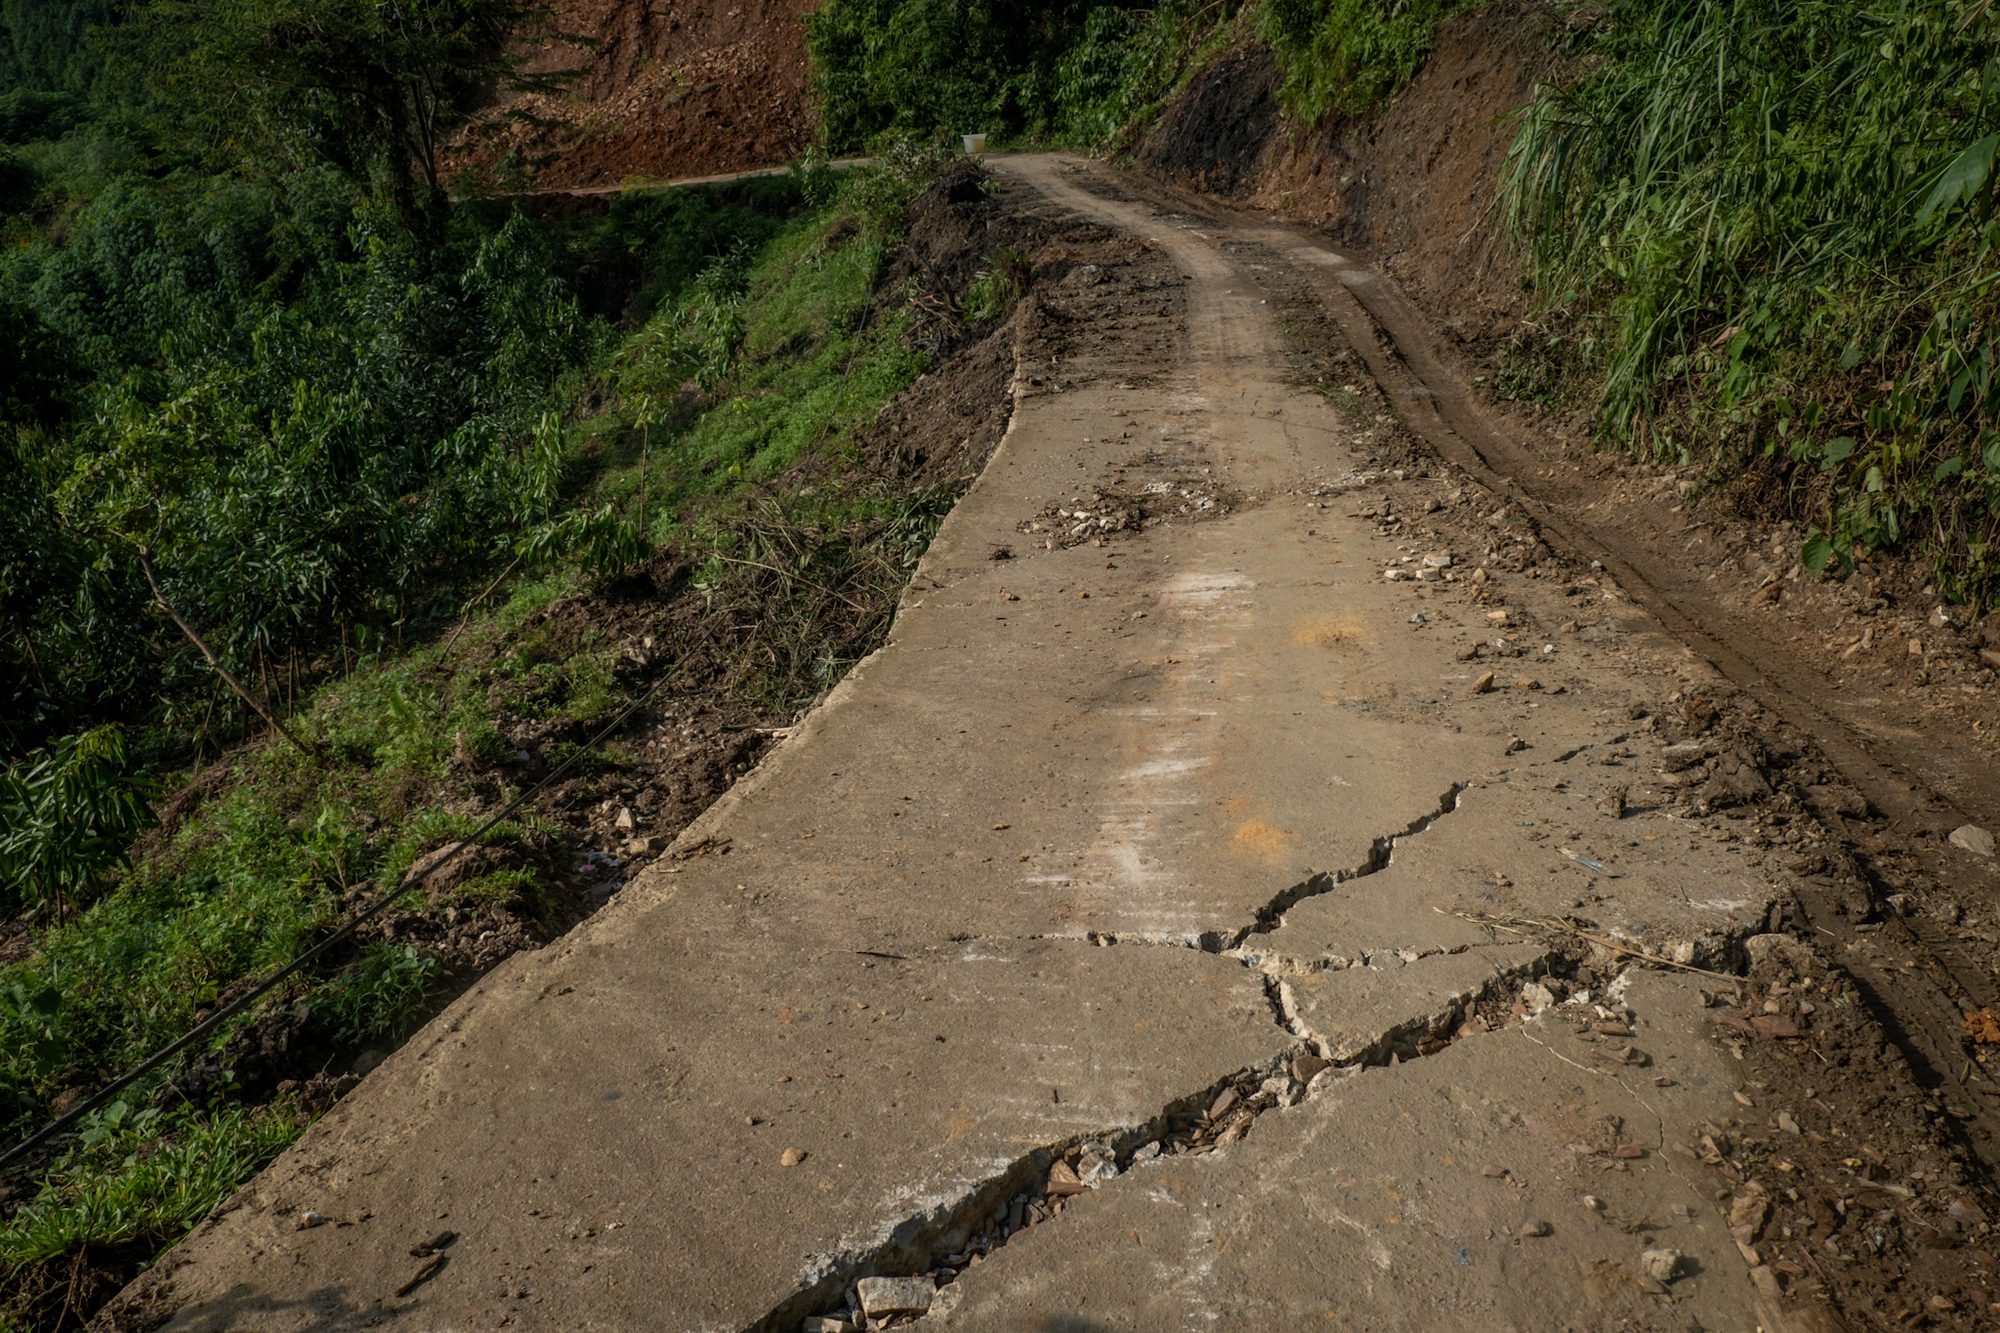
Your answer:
[0,156,953,1331]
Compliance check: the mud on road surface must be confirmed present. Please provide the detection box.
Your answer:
[100,156,2000,1333]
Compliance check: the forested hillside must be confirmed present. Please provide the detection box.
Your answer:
[0,2,1000,1326]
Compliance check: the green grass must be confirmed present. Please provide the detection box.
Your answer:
[0,1098,303,1324]
[0,151,971,1331]
[1257,0,1479,125]
[1503,0,2000,602]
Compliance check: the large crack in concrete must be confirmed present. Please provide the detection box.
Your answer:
[753,777,1562,1333]
[759,935,1562,1332]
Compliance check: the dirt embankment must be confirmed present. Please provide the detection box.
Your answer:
[445,0,817,190]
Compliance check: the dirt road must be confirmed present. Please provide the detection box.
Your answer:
[109,155,1982,1333]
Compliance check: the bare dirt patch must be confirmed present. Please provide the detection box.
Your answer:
[444,0,817,191]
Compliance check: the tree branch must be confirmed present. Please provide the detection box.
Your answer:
[137,551,319,759]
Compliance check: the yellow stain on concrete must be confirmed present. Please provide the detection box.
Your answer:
[1233,819,1297,860]
[1292,614,1368,650]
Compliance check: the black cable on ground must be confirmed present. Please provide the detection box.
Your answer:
[0,677,667,1172]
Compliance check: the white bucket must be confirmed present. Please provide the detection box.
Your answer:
[961,133,988,155]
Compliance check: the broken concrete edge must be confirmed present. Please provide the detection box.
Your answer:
[652,303,1042,891]
[1275,947,1557,1066]
[743,1057,1292,1333]
[1014,780,1472,957]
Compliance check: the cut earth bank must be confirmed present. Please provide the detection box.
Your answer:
[96,152,2000,1333]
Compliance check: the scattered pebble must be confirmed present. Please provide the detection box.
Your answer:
[856,1276,935,1318]
[1639,1248,1683,1283]
[1950,825,1995,858]
[781,1148,807,1167]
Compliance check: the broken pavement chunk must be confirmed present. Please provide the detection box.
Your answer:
[855,1275,935,1318]
[1045,1160,1089,1197]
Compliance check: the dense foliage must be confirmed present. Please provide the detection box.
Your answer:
[805,0,1242,152]
[1257,0,1476,123]
[1505,0,2000,600]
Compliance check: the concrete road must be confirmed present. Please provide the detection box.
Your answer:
[120,154,1782,1333]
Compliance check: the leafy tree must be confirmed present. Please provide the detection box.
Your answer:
[0,724,156,919]
[119,0,579,206]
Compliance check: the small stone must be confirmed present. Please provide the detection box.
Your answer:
[1558,621,1578,634]
[802,1318,852,1333]
[1776,1111,1802,1135]
[1291,1052,1330,1084]
[1209,1086,1239,1119]
[297,1210,329,1230]
[1949,1196,1988,1225]
[1613,1143,1644,1159]
[1594,1021,1631,1036]
[1045,1161,1088,1197]
[1410,612,1428,625]
[1749,1265,1782,1298]
[1660,742,1707,772]
[1951,825,1995,858]
[1384,567,1409,581]
[1728,1194,1769,1232]
[1520,982,1555,1013]
[781,1148,807,1167]
[1520,1217,1550,1237]
[1513,678,1542,691]
[855,1275,935,1318]
[1733,1090,1755,1107]
[1423,552,1453,568]
[1076,1152,1119,1186]
[626,835,668,856]
[1473,671,1497,694]
[1455,643,1481,661]
[1480,1163,1507,1178]
[1929,1295,1958,1312]
[1487,609,1512,626]
[1597,786,1626,818]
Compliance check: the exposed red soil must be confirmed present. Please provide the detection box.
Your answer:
[445,0,818,191]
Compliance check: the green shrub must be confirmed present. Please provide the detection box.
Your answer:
[0,726,156,918]
[1257,0,1477,124]
[316,943,436,1044]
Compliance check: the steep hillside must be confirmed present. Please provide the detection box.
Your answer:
[445,0,817,190]
[1135,1,1551,349]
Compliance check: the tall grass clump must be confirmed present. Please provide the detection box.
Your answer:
[1505,0,2000,602]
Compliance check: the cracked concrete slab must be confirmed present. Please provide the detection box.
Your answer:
[926,970,1751,1333]
[114,155,1773,1333]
